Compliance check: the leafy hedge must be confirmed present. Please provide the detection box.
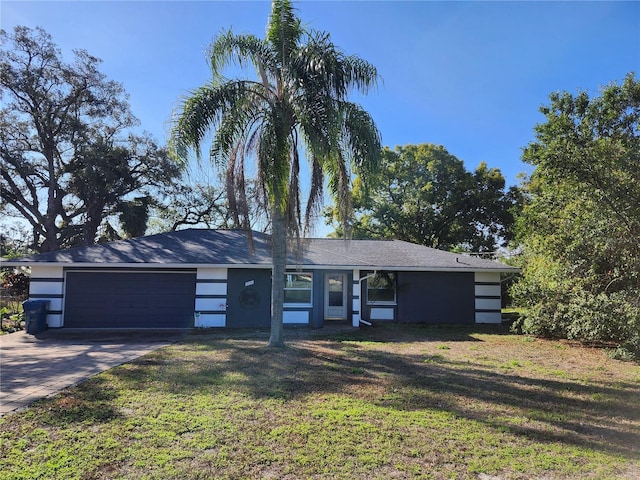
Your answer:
[513,74,640,361]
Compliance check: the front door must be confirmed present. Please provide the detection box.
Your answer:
[325,273,347,319]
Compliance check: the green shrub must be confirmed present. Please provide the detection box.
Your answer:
[513,275,640,360]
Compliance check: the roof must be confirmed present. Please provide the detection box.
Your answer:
[1,229,518,272]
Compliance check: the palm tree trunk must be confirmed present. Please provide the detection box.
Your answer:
[269,205,287,347]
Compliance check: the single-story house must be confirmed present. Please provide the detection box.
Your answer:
[2,229,518,329]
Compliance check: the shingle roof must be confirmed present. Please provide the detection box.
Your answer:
[299,238,515,271]
[2,229,517,272]
[4,230,272,265]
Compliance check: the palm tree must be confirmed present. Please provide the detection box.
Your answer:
[170,0,381,347]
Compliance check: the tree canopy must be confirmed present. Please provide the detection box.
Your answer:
[512,73,640,359]
[326,143,519,253]
[0,26,179,251]
[170,0,381,346]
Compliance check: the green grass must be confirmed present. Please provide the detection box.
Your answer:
[1,325,639,479]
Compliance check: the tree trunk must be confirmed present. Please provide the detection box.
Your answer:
[41,143,62,253]
[269,206,287,347]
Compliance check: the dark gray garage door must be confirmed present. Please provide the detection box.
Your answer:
[64,271,196,328]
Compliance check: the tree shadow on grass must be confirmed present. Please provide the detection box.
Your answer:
[311,323,493,343]
[35,376,121,425]
[50,325,639,463]
[147,331,640,461]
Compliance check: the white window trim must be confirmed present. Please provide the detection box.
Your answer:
[366,272,397,306]
[284,271,313,307]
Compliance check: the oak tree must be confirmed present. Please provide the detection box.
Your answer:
[327,143,518,253]
[0,26,178,251]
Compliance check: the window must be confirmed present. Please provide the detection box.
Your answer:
[284,272,312,305]
[367,272,396,305]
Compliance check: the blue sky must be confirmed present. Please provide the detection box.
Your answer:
[3,1,639,196]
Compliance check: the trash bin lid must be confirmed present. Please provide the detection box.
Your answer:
[22,299,50,311]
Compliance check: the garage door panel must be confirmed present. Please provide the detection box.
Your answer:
[64,271,196,328]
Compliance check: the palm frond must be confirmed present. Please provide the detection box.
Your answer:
[292,30,379,101]
[325,149,354,239]
[341,101,382,178]
[267,0,303,67]
[303,155,325,237]
[286,144,302,241]
[341,55,379,94]
[256,110,292,215]
[169,82,249,164]
[208,30,277,89]
[295,31,347,99]
[209,90,265,166]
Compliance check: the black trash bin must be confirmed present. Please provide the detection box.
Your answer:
[22,300,49,334]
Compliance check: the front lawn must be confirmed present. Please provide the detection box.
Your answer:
[1,325,638,479]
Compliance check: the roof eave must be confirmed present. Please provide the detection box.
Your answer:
[7,260,519,273]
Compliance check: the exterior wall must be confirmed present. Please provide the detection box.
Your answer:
[474,272,502,323]
[284,270,353,328]
[29,266,64,327]
[195,268,227,327]
[280,269,355,328]
[310,270,324,328]
[194,267,320,329]
[194,268,361,329]
[193,268,500,327]
[226,268,271,328]
[283,310,310,325]
[30,263,504,329]
[397,271,475,324]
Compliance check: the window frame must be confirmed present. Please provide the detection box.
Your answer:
[366,272,397,306]
[283,271,313,307]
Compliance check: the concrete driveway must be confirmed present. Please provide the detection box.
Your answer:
[0,329,186,416]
